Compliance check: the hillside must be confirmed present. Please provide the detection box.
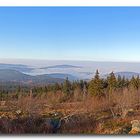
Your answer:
[40,64,82,69]
[45,73,78,80]
[0,63,33,73]
[0,69,32,81]
[0,69,64,84]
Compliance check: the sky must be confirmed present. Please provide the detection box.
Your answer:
[0,7,140,62]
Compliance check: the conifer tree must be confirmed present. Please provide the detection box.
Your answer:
[16,85,21,100]
[107,71,117,93]
[130,75,140,90]
[88,70,104,97]
[117,75,122,86]
[62,77,71,95]
[116,75,123,88]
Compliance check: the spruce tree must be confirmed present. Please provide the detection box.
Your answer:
[63,77,71,95]
[130,75,140,90]
[117,75,122,88]
[107,71,117,93]
[88,70,104,97]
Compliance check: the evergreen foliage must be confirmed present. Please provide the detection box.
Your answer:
[107,72,117,93]
[88,70,104,97]
[62,77,71,94]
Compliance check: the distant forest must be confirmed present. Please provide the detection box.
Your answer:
[0,69,140,101]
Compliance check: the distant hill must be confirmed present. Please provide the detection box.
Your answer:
[0,69,32,81]
[40,64,82,69]
[2,62,140,80]
[103,71,140,79]
[0,69,64,84]
[46,73,78,81]
[0,63,33,72]
[114,72,140,79]
[34,74,65,84]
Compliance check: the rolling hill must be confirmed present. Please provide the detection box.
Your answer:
[0,69,65,84]
[0,63,33,73]
[40,64,82,69]
[44,73,78,80]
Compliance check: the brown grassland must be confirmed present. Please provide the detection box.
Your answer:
[0,71,140,134]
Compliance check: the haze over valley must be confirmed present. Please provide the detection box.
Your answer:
[0,60,140,82]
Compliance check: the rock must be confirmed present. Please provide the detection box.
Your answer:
[0,101,6,106]
[15,110,22,115]
[50,117,61,132]
[0,114,6,119]
[41,118,61,133]
[110,128,123,134]
[129,120,140,134]
[101,119,131,135]
[122,108,134,118]
[129,129,140,134]
[42,119,53,133]
[110,126,131,135]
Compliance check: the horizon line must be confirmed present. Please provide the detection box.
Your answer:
[1,58,140,63]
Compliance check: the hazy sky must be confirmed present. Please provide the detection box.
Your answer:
[0,7,140,61]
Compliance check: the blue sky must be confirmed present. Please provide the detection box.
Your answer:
[0,7,140,62]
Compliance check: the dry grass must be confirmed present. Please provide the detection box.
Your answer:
[1,87,140,134]
[13,88,140,118]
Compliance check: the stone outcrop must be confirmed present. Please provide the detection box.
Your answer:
[0,101,6,106]
[129,120,140,134]
[122,108,134,118]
